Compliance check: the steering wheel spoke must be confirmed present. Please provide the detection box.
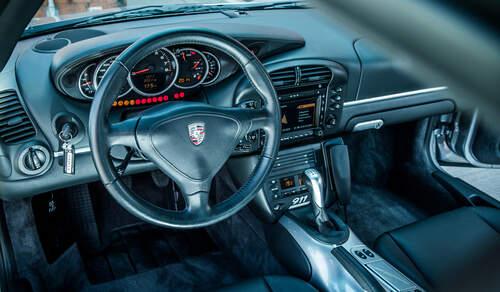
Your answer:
[244,107,274,134]
[107,116,139,149]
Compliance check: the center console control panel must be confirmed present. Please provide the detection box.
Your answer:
[262,143,325,216]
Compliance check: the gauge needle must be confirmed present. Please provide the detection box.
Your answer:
[182,52,186,61]
[132,68,150,75]
[192,61,200,69]
[81,81,92,86]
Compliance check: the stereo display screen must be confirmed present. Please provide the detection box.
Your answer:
[280,99,316,133]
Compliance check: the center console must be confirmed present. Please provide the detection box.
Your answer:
[229,61,424,292]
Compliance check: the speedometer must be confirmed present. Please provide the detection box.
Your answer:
[174,48,208,89]
[129,48,178,96]
[94,56,132,97]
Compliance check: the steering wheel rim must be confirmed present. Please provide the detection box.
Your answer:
[88,28,281,229]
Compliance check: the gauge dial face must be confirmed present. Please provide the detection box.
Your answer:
[78,64,96,99]
[202,52,221,85]
[174,48,208,89]
[94,56,132,97]
[129,49,178,96]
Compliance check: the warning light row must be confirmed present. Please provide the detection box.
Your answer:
[112,92,185,107]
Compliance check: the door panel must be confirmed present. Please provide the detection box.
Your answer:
[430,110,500,204]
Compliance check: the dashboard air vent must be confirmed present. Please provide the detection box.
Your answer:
[299,65,332,84]
[0,91,36,144]
[270,67,297,88]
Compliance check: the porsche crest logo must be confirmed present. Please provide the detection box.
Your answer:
[188,122,205,145]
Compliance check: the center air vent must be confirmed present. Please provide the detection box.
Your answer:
[299,65,332,84]
[270,65,332,89]
[270,67,297,88]
[0,91,36,144]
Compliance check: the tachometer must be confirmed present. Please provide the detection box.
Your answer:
[94,56,132,97]
[129,48,178,96]
[174,48,208,89]
[202,51,221,85]
[78,63,96,99]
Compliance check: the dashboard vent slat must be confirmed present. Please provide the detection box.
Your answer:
[0,91,36,145]
[299,65,332,84]
[270,67,297,88]
[270,65,332,89]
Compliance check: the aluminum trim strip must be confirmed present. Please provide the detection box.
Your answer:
[344,87,448,106]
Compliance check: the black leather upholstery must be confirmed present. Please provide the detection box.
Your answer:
[214,276,318,292]
[375,207,500,292]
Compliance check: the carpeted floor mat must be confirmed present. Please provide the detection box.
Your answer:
[347,184,428,247]
[83,223,244,286]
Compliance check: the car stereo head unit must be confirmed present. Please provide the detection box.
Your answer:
[278,83,327,142]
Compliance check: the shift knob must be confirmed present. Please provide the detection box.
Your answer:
[304,169,331,232]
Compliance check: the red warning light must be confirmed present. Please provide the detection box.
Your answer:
[180,92,185,98]
[147,98,152,103]
[158,96,163,102]
[153,97,157,103]
[141,98,146,104]
[174,93,179,99]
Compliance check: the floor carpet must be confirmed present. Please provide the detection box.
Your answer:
[347,184,428,247]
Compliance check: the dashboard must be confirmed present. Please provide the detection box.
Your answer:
[0,8,455,200]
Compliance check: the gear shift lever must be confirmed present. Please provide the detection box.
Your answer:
[304,169,334,233]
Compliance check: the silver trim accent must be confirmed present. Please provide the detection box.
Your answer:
[288,201,310,209]
[201,51,221,85]
[304,168,325,207]
[93,55,132,97]
[463,109,500,168]
[174,48,209,89]
[54,146,91,158]
[78,63,97,100]
[341,229,425,292]
[279,216,365,292]
[127,48,179,97]
[344,86,448,106]
[352,119,384,132]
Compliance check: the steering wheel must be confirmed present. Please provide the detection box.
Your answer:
[88,28,281,229]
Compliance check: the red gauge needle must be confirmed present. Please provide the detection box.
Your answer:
[208,72,213,76]
[182,52,186,61]
[132,68,150,75]
[81,81,92,86]
[192,61,200,69]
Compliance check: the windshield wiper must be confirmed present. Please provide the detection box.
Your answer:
[23,1,308,38]
[76,1,308,26]
[74,5,226,26]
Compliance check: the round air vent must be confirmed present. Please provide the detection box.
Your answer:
[18,144,51,175]
[33,38,70,53]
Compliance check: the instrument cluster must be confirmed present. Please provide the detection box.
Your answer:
[60,45,227,105]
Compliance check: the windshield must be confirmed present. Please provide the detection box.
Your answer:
[30,0,293,28]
